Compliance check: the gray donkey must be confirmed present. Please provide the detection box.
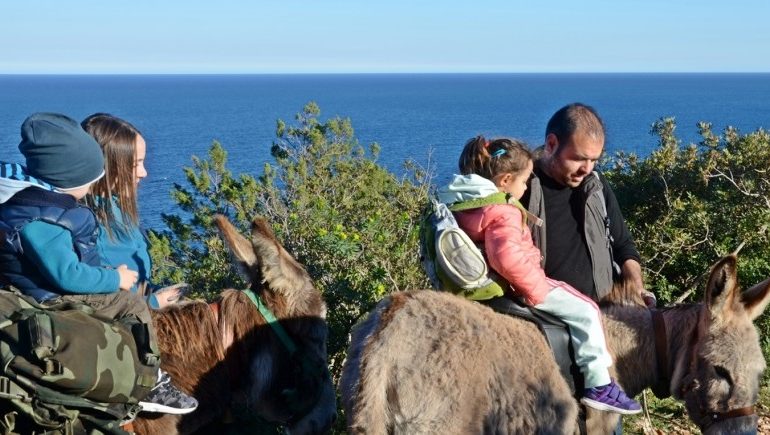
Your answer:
[340,255,770,434]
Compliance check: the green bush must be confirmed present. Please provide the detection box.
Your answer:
[148,102,431,380]
[605,118,770,305]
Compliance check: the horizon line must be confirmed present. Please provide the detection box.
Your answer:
[2,71,770,76]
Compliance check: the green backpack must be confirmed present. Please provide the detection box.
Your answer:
[0,290,160,435]
[419,193,509,301]
[420,193,544,301]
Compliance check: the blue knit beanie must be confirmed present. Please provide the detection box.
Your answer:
[18,113,105,190]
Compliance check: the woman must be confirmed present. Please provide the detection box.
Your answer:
[82,113,183,308]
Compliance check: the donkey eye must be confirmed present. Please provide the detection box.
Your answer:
[714,365,733,385]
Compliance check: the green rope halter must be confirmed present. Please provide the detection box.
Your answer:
[242,289,297,355]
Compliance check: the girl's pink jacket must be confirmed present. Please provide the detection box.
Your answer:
[455,204,554,306]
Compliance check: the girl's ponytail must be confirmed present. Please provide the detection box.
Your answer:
[458,135,492,177]
[458,135,532,180]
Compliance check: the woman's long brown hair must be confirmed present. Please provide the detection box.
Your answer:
[81,113,141,239]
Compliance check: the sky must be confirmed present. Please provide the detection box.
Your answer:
[1,0,769,74]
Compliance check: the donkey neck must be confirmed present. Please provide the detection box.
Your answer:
[601,304,701,398]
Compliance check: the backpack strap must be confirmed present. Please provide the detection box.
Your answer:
[447,192,509,211]
[0,376,30,401]
[448,193,544,227]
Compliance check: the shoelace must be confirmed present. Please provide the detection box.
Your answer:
[154,372,172,389]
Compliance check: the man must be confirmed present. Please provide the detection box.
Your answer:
[522,103,653,434]
[523,102,652,307]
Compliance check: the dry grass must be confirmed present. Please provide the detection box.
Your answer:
[623,387,770,434]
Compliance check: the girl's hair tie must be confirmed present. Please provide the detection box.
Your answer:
[491,148,507,158]
[484,140,491,148]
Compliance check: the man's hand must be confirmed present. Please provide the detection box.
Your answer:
[641,290,657,308]
[621,259,655,307]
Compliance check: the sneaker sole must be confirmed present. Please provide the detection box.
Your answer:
[580,397,642,415]
[138,401,198,415]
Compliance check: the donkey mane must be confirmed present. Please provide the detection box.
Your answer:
[134,291,265,435]
[152,299,225,365]
[134,286,312,435]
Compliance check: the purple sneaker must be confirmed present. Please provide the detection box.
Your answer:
[580,380,642,415]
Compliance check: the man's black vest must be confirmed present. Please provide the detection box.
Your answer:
[0,188,100,302]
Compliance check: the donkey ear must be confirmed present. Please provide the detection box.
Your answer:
[249,217,313,296]
[705,255,741,320]
[742,277,770,321]
[214,214,258,269]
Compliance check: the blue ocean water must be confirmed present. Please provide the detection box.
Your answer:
[1,74,769,230]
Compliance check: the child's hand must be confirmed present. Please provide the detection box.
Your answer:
[117,264,138,291]
[154,283,189,308]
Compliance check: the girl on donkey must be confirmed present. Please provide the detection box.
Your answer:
[439,136,642,414]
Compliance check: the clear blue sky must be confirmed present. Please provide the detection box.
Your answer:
[2,0,769,74]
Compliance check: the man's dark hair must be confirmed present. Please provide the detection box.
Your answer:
[545,103,605,146]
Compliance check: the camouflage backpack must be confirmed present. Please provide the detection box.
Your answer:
[0,289,160,435]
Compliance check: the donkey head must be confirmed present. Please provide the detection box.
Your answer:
[215,215,336,434]
[677,255,770,434]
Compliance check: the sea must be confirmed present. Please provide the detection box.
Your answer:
[1,73,769,231]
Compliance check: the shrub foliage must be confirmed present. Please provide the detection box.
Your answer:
[148,102,431,378]
[605,119,770,304]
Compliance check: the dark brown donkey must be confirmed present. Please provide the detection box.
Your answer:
[133,215,336,435]
[340,255,769,434]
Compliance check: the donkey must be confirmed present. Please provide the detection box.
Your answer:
[133,215,336,435]
[340,255,770,434]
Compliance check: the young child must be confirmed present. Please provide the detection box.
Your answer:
[0,113,197,415]
[438,136,642,415]
[81,113,184,309]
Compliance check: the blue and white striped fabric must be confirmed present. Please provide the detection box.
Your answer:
[0,162,56,204]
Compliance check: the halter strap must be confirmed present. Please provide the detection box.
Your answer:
[242,289,298,355]
[208,291,300,392]
[708,406,756,423]
[241,289,327,422]
[208,292,298,356]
